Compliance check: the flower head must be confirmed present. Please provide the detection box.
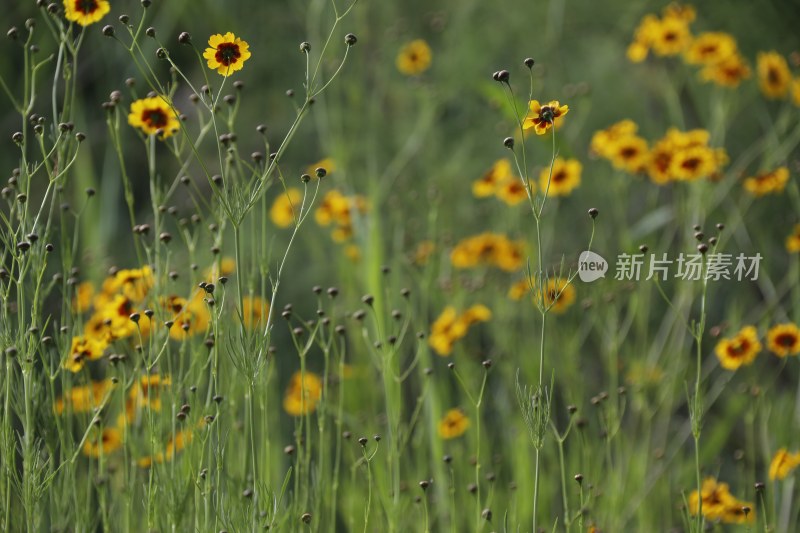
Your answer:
[523,100,569,135]
[715,326,761,370]
[536,277,576,314]
[758,51,792,99]
[438,408,470,439]
[83,428,123,457]
[396,39,432,76]
[743,167,790,196]
[204,33,252,76]
[769,448,800,480]
[767,323,800,357]
[688,477,754,524]
[63,0,110,27]
[540,157,582,197]
[684,32,738,65]
[242,296,270,329]
[270,188,302,228]
[283,371,323,416]
[700,53,751,88]
[128,97,180,139]
[64,335,107,373]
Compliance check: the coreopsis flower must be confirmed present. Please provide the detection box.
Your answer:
[523,100,569,135]
[428,306,491,356]
[540,158,582,197]
[786,224,800,253]
[162,295,211,340]
[283,371,323,416]
[769,448,800,480]
[438,408,470,439]
[450,233,524,272]
[766,323,800,357]
[204,257,236,282]
[54,379,115,415]
[757,51,792,99]
[743,167,790,196]
[396,39,432,75]
[64,335,107,373]
[63,0,110,27]
[650,15,692,57]
[306,157,336,178]
[700,53,751,88]
[688,477,754,524]
[128,375,171,412]
[270,187,302,228]
[496,179,529,205]
[72,281,95,314]
[128,97,180,139]
[536,277,576,314]
[590,120,639,158]
[508,279,531,300]
[668,145,719,181]
[472,159,514,198]
[242,296,270,329]
[607,135,650,173]
[715,326,761,370]
[684,32,738,65]
[82,428,123,457]
[204,33,251,76]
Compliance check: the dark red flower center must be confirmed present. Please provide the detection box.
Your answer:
[75,0,99,14]
[727,339,750,357]
[776,333,798,347]
[539,106,555,123]
[215,42,241,67]
[768,67,780,84]
[142,109,168,129]
[552,170,567,183]
[620,146,640,159]
[681,157,702,171]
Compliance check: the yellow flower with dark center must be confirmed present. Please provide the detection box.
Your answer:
[766,323,800,357]
[101,266,154,304]
[242,296,270,329]
[758,51,792,99]
[82,428,123,458]
[283,371,323,416]
[715,326,761,370]
[700,53,751,88]
[590,120,639,158]
[438,408,470,439]
[54,379,115,415]
[204,33,251,76]
[428,305,491,356]
[472,159,514,198]
[270,188,301,228]
[163,294,211,340]
[396,39,432,76]
[91,294,138,341]
[536,277,576,314]
[128,97,180,139]
[63,0,110,26]
[72,281,95,314]
[450,233,524,272]
[688,478,754,524]
[786,224,800,253]
[497,179,530,205]
[646,143,675,185]
[523,100,569,135]
[769,448,800,480]
[607,135,649,173]
[627,15,660,63]
[650,16,692,57]
[743,167,789,196]
[64,335,107,373]
[684,32,738,65]
[668,145,718,181]
[540,158,581,196]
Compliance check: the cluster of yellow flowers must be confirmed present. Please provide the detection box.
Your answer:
[472,159,529,205]
[508,277,576,314]
[450,233,525,272]
[769,448,800,481]
[715,323,800,370]
[315,190,369,243]
[688,477,754,524]
[591,121,727,185]
[283,371,323,416]
[743,167,790,197]
[428,305,492,356]
[628,3,800,103]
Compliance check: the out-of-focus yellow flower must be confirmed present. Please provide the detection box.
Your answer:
[315,190,368,243]
[438,408,470,439]
[786,224,800,253]
[396,39,432,75]
[767,323,800,357]
[204,257,235,283]
[306,157,336,178]
[128,374,171,413]
[769,448,800,480]
[523,100,569,136]
[428,305,491,356]
[650,15,692,57]
[128,97,180,139]
[590,120,639,158]
[497,179,530,205]
[161,294,211,340]
[644,128,726,184]
[688,477,754,524]
[72,281,95,314]
[715,326,761,370]
[283,371,323,416]
[63,0,110,26]
[743,167,790,196]
[204,33,251,76]
[700,53,751,88]
[242,296,270,329]
[536,277,576,314]
[684,32,738,65]
[668,145,719,181]
[472,159,514,198]
[270,188,302,228]
[758,51,792,99]
[450,233,524,272]
[345,244,361,262]
[540,158,581,197]
[82,428,123,458]
[54,379,115,415]
[64,335,107,373]
[508,279,531,300]
[100,266,154,304]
